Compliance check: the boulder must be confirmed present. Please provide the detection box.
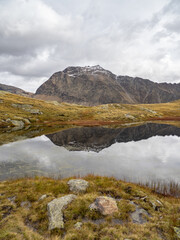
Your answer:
[68,179,89,193]
[89,196,118,215]
[47,194,76,230]
[6,119,24,130]
[28,109,43,115]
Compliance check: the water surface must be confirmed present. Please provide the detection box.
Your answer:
[0,123,179,184]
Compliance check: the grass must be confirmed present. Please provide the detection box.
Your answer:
[139,180,180,198]
[0,91,179,129]
[0,175,180,239]
[0,91,179,239]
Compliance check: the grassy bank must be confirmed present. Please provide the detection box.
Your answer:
[0,91,179,129]
[0,176,180,240]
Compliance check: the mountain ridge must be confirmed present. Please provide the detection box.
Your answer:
[0,83,33,98]
[35,65,180,105]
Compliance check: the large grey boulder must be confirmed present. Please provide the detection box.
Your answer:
[47,194,76,230]
[89,196,118,215]
[67,179,89,193]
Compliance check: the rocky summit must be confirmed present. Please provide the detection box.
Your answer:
[35,65,180,105]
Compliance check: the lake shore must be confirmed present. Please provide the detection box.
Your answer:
[0,175,180,240]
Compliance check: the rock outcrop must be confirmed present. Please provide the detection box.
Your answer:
[35,65,180,105]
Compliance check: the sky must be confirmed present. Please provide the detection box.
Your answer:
[0,0,180,92]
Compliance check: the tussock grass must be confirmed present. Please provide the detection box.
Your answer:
[0,175,180,239]
[140,180,180,197]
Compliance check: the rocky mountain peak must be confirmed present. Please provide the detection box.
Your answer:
[35,65,180,105]
[63,65,113,77]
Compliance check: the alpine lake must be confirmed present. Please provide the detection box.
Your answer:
[0,121,179,190]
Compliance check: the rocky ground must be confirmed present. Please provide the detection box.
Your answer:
[0,176,180,239]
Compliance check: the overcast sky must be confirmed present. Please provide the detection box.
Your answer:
[0,0,180,92]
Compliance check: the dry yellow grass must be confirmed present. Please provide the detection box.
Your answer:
[0,91,179,128]
[0,176,180,240]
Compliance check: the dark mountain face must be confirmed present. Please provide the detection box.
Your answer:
[0,83,33,97]
[35,65,180,105]
[117,76,180,104]
[46,123,180,152]
[35,65,134,105]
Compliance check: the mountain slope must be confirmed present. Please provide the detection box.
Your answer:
[35,65,180,105]
[0,83,33,97]
[118,76,180,103]
[35,65,134,105]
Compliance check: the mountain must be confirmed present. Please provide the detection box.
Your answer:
[0,83,33,97]
[46,123,180,152]
[35,65,180,105]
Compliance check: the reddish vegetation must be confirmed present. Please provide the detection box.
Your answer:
[46,120,124,127]
[149,116,180,121]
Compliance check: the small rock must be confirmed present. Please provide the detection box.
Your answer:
[7,196,16,204]
[74,222,82,229]
[29,109,43,115]
[144,198,163,211]
[68,179,89,193]
[130,203,149,224]
[47,194,77,230]
[174,227,180,238]
[38,194,47,201]
[124,114,135,120]
[21,201,31,209]
[89,196,118,215]
[23,118,31,125]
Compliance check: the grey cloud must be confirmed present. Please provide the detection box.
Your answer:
[0,0,179,92]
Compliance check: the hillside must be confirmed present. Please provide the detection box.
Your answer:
[0,83,33,98]
[0,176,180,240]
[0,91,180,130]
[35,65,180,105]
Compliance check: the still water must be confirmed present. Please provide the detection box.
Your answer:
[0,123,180,184]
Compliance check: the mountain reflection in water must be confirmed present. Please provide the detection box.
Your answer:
[0,123,179,183]
[46,123,180,152]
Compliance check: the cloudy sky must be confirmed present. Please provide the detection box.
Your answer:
[0,0,180,92]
